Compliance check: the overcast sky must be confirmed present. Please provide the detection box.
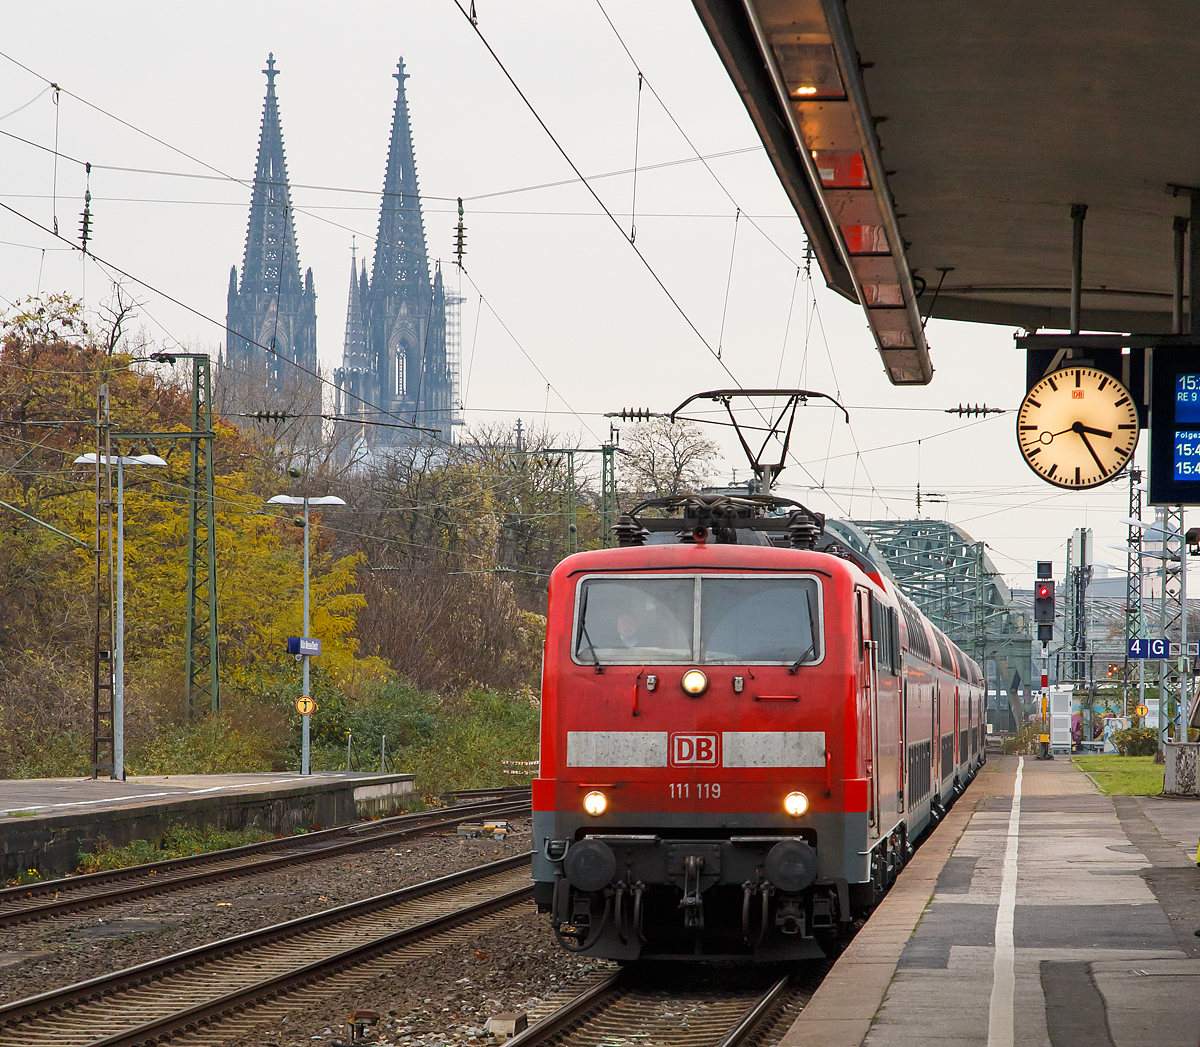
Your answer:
[0,1,1178,595]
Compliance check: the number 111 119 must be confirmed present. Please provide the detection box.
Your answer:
[669,783,721,798]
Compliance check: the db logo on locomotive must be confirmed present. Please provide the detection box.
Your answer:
[670,733,719,766]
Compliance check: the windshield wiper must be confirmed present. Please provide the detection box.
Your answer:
[580,623,604,674]
[788,641,814,675]
[788,587,818,675]
[576,588,604,673]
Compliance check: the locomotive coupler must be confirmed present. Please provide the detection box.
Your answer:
[774,894,805,936]
[678,854,706,929]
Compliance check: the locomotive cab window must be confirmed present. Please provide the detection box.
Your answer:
[574,578,695,664]
[573,574,822,666]
[699,577,820,664]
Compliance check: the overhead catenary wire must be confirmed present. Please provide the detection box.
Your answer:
[592,0,805,271]
[448,0,745,388]
[445,0,848,511]
[0,84,50,123]
[716,209,740,360]
[630,71,643,243]
[0,125,761,210]
[50,82,59,236]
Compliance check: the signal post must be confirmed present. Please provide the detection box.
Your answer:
[1034,561,1055,759]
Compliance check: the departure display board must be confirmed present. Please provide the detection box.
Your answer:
[1148,347,1200,503]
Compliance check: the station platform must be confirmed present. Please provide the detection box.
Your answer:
[783,755,1200,1047]
[0,771,415,881]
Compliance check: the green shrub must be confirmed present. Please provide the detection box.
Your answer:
[77,823,275,872]
[1110,727,1159,756]
[309,679,539,794]
[1002,722,1043,755]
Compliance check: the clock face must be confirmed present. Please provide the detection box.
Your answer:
[1016,368,1140,489]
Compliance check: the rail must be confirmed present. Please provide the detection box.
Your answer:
[0,854,534,1047]
[506,970,797,1047]
[0,796,529,927]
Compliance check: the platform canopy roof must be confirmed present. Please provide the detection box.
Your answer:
[693,0,1200,384]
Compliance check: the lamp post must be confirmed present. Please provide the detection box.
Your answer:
[74,452,167,780]
[267,492,346,775]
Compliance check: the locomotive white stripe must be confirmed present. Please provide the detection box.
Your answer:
[566,731,668,767]
[721,731,826,767]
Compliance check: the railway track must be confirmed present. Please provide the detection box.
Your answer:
[0,794,529,928]
[0,853,534,1047]
[510,968,805,1047]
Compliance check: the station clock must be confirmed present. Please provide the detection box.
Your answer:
[1016,367,1139,489]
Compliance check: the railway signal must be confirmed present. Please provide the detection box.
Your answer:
[1034,561,1055,642]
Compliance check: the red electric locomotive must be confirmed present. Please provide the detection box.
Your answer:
[532,493,985,962]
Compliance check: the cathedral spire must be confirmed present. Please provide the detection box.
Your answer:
[225,53,317,403]
[240,53,304,302]
[370,57,430,302]
[343,247,369,372]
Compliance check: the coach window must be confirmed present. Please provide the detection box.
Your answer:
[574,577,695,664]
[699,577,821,665]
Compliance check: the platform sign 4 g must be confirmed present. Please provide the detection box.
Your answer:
[1128,638,1168,659]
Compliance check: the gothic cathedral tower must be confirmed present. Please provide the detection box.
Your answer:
[335,59,454,443]
[224,55,318,407]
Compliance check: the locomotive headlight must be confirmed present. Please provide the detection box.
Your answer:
[783,791,809,817]
[583,790,608,816]
[680,669,708,696]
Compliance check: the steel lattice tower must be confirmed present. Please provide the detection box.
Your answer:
[1158,505,1184,738]
[185,357,220,717]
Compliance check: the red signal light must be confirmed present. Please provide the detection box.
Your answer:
[1036,584,1051,599]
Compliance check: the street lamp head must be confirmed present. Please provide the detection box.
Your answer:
[288,466,303,478]
[267,494,346,506]
[72,453,167,467]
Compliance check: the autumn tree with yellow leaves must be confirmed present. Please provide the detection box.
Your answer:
[0,295,549,785]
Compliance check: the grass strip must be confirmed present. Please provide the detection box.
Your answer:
[1071,755,1165,796]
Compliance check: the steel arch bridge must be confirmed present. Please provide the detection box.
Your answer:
[832,518,1032,727]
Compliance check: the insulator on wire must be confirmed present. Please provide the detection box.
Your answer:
[614,515,648,547]
[253,410,289,422]
[945,403,1005,418]
[79,188,93,254]
[453,197,466,268]
[788,509,824,549]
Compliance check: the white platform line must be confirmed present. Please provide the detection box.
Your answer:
[987,755,1024,1047]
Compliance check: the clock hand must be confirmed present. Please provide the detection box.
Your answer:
[1073,422,1113,439]
[1034,426,1074,445]
[1078,429,1107,473]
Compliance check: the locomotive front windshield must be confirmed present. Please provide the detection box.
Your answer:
[573,575,821,666]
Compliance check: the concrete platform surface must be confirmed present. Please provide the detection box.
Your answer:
[782,757,1200,1047]
[0,772,405,822]
[0,772,415,880]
